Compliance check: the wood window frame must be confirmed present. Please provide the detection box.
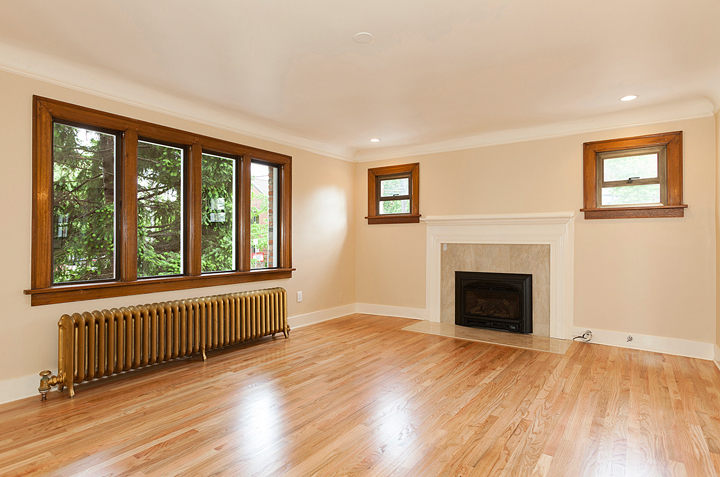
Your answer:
[366,163,420,224]
[26,96,292,306]
[581,131,687,219]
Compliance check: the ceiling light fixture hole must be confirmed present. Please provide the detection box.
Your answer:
[370,138,381,143]
[354,32,373,44]
[620,95,638,102]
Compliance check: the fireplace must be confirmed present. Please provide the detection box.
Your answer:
[455,271,533,334]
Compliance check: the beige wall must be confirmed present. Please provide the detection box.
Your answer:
[716,110,720,349]
[0,69,356,383]
[356,117,717,343]
[1,65,717,392]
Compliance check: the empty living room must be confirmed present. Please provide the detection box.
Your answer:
[1,1,720,476]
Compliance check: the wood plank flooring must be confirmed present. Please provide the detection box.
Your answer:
[2,314,720,476]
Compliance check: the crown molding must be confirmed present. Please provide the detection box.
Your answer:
[1,41,715,165]
[0,43,355,162]
[354,98,715,162]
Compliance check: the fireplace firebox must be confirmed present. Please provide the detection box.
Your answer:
[455,271,532,334]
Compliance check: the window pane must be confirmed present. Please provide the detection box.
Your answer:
[603,154,658,182]
[602,184,661,206]
[52,123,116,283]
[137,141,183,277]
[202,154,235,272]
[379,199,410,215]
[380,177,409,197]
[251,162,278,269]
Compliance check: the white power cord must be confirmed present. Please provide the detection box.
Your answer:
[573,330,593,342]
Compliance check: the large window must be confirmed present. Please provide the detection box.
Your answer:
[28,96,292,305]
[137,140,184,278]
[52,123,117,284]
[201,153,236,273]
[581,131,686,219]
[366,163,420,224]
[250,162,279,269]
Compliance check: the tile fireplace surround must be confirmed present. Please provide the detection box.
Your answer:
[442,244,550,336]
[421,213,575,340]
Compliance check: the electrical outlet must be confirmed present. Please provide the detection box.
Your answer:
[297,291,302,303]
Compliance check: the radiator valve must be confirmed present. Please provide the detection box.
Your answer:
[38,370,65,401]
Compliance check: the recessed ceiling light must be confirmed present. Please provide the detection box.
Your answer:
[354,32,373,44]
[370,138,381,143]
[620,95,638,102]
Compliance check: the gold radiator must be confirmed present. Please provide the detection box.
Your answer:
[38,287,289,400]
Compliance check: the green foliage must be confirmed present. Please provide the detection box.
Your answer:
[380,199,409,215]
[380,178,408,197]
[201,154,235,272]
[137,141,183,277]
[52,123,116,283]
[601,154,661,205]
[379,178,410,215]
[602,184,661,205]
[382,200,403,214]
[52,127,273,283]
[603,154,657,182]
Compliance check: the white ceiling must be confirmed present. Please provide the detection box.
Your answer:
[1,0,718,161]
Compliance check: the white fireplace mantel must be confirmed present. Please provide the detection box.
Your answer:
[421,212,575,339]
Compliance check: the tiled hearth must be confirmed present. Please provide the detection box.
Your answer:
[403,321,572,354]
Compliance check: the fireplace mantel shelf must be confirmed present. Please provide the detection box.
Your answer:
[421,212,575,227]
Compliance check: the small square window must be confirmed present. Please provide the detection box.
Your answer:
[378,175,411,215]
[597,146,666,207]
[582,131,686,219]
[366,163,420,224]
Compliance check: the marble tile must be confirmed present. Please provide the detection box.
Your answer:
[403,321,571,355]
[440,243,551,337]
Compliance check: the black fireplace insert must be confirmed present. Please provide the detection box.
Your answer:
[455,271,532,334]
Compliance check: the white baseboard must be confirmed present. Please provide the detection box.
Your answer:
[0,371,55,406]
[573,327,715,360]
[714,345,720,372]
[288,304,357,329]
[356,303,427,320]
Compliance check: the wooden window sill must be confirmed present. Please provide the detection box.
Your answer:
[366,214,422,225]
[24,268,294,306]
[580,205,687,219]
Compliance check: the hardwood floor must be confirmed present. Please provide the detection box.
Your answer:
[2,314,720,476]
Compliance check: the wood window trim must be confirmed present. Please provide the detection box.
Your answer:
[26,96,292,306]
[366,163,420,224]
[581,131,687,219]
